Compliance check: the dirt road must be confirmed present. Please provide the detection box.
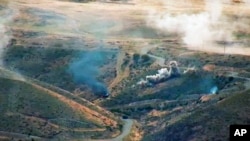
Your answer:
[91,119,134,141]
[112,119,133,141]
[0,67,134,141]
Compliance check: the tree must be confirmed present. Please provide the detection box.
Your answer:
[132,53,140,63]
[141,54,150,63]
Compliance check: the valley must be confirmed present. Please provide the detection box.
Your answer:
[0,0,250,141]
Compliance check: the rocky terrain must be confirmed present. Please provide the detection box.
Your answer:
[0,0,250,141]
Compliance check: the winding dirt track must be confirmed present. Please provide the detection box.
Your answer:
[0,67,117,127]
[0,67,134,140]
[2,0,250,140]
[91,119,134,141]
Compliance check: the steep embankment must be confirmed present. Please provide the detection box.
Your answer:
[0,68,121,140]
[143,88,250,141]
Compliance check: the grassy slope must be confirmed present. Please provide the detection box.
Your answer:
[143,89,250,141]
[3,45,117,100]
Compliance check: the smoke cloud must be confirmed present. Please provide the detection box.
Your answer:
[0,23,9,66]
[68,50,109,96]
[137,61,180,85]
[147,0,233,48]
[0,5,16,66]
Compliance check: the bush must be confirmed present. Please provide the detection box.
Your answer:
[133,53,140,63]
[141,54,150,63]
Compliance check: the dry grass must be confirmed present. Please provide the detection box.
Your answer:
[2,0,250,141]
[31,83,118,127]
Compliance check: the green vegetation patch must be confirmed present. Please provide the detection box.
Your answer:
[3,46,117,96]
[143,89,250,141]
[0,77,99,137]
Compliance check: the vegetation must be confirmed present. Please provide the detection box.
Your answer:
[0,77,100,138]
[143,89,250,141]
[3,45,117,100]
[1,1,250,140]
[3,45,76,90]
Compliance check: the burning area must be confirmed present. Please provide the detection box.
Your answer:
[137,61,181,86]
[68,49,109,97]
[135,60,234,97]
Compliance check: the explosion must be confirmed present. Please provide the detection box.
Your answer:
[137,61,180,86]
[148,0,231,48]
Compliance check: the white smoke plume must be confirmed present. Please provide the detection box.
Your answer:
[148,0,233,49]
[242,0,250,4]
[0,23,9,65]
[137,61,180,86]
[137,67,171,86]
[146,68,171,82]
[183,66,196,74]
[0,3,17,66]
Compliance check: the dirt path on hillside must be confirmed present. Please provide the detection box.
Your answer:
[0,67,117,128]
[112,119,133,141]
[91,119,134,141]
[0,67,135,140]
[109,51,127,89]
[0,66,135,141]
[2,1,250,140]
[30,82,117,127]
[0,67,26,82]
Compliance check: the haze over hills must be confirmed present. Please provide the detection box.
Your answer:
[0,0,250,141]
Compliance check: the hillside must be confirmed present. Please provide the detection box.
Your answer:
[143,87,250,141]
[0,69,121,140]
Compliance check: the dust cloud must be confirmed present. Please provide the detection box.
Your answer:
[147,0,250,55]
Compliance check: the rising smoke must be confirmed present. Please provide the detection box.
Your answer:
[0,4,16,66]
[137,61,180,85]
[0,22,9,66]
[148,0,233,48]
[68,50,109,96]
[66,12,113,96]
